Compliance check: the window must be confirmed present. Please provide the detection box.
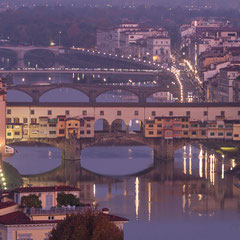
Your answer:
[23,118,28,124]
[68,123,71,126]
[169,111,173,116]
[157,131,162,135]
[18,233,32,240]
[166,131,171,135]
[14,132,20,136]
[210,132,215,136]
[82,110,87,116]
[87,123,91,128]
[59,129,65,134]
[204,111,208,116]
[7,109,11,115]
[87,130,91,134]
[186,111,190,116]
[157,124,162,127]
[48,110,52,115]
[148,131,154,135]
[7,132,11,136]
[31,118,37,124]
[226,132,232,136]
[221,111,225,116]
[14,118,19,124]
[148,124,154,128]
[49,131,56,134]
[174,131,180,134]
[30,110,35,115]
[100,111,104,116]
[49,124,56,127]
[201,131,206,135]
[6,118,11,124]
[152,111,156,116]
[65,110,70,115]
[134,110,139,116]
[117,111,121,116]
[48,216,55,220]
[184,131,188,135]
[174,124,181,128]
[191,131,197,135]
[218,125,223,128]
[218,132,224,136]
[80,130,84,134]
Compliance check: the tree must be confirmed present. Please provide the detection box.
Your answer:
[20,194,42,208]
[57,192,85,207]
[49,211,123,240]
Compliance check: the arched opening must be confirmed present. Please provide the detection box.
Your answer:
[39,88,89,102]
[111,119,126,132]
[128,119,143,133]
[7,90,32,102]
[94,119,110,133]
[96,90,138,102]
[146,91,174,102]
[0,49,17,68]
[24,49,55,68]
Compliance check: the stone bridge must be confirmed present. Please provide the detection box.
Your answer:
[7,132,239,164]
[0,46,62,68]
[8,83,180,103]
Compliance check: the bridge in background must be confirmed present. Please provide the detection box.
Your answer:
[0,46,62,68]
[7,83,180,103]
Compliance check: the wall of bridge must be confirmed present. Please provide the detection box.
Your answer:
[6,104,240,126]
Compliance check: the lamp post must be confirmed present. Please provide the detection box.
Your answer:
[58,31,61,46]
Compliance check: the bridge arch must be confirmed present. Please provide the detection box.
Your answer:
[96,89,139,102]
[7,89,33,102]
[128,119,143,133]
[94,118,110,132]
[39,87,89,102]
[111,119,127,132]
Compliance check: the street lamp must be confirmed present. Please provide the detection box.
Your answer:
[58,31,62,46]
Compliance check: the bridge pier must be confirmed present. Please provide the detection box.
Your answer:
[61,137,81,164]
[17,50,26,68]
[153,139,175,161]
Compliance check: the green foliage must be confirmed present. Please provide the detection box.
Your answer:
[49,210,123,240]
[57,192,85,207]
[20,194,42,208]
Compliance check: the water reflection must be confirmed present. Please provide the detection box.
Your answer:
[2,144,240,239]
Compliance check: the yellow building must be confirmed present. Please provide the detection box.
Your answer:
[233,124,240,141]
[12,186,81,210]
[6,124,23,140]
[66,118,81,139]
[57,115,66,137]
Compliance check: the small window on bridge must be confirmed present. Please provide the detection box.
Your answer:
[82,110,87,116]
[87,130,91,134]
[23,118,28,124]
[152,111,156,116]
[48,110,52,116]
[6,118,11,124]
[80,130,84,134]
[186,111,191,116]
[117,111,122,116]
[238,111,240,116]
[221,111,225,116]
[100,111,104,116]
[204,111,208,116]
[134,111,139,116]
[7,109,11,115]
[65,110,70,116]
[31,110,35,115]
[169,111,173,116]
[14,118,19,124]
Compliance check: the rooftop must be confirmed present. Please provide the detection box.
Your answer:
[0,201,17,210]
[11,186,81,194]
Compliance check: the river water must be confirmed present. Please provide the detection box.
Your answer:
[3,77,240,240]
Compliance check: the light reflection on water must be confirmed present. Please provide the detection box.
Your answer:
[3,144,240,240]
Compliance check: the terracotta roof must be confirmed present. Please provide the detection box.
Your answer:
[103,213,129,222]
[0,201,17,210]
[0,211,31,225]
[12,186,81,193]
